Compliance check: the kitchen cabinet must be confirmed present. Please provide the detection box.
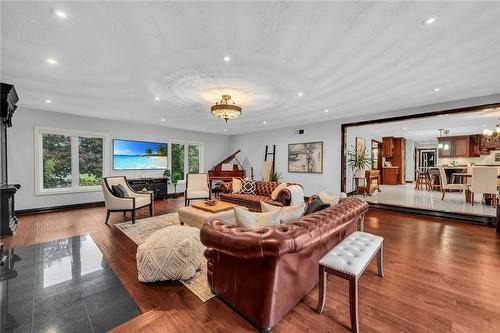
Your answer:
[383,137,406,184]
[383,137,394,158]
[437,135,481,158]
[453,137,469,157]
[382,167,399,185]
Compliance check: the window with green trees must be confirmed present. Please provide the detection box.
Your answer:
[170,142,202,180]
[38,128,106,193]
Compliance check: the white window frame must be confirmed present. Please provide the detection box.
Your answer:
[34,127,110,195]
[168,140,204,184]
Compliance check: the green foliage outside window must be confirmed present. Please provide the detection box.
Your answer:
[43,134,72,189]
[79,137,103,186]
[188,145,200,173]
[171,143,185,181]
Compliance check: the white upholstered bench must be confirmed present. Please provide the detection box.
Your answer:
[317,231,384,333]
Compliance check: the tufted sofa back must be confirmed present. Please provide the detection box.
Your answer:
[254,181,280,196]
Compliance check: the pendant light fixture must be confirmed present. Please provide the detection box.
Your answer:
[443,130,450,150]
[437,129,444,149]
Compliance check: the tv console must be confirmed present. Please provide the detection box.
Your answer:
[127,177,168,199]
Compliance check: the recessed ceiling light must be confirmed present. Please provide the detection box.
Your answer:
[46,58,57,65]
[161,118,166,122]
[155,96,160,101]
[223,56,231,62]
[483,124,487,127]
[262,121,267,125]
[403,127,408,130]
[422,17,438,26]
[223,128,228,132]
[54,10,67,19]
[324,109,329,113]
[297,92,303,97]
[45,99,52,103]
[433,88,440,92]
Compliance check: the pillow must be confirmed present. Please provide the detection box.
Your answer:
[232,178,242,194]
[260,201,306,224]
[240,178,256,194]
[304,197,329,215]
[318,191,339,205]
[234,206,281,229]
[270,182,288,200]
[111,184,128,198]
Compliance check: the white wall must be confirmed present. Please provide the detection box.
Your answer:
[406,140,416,181]
[8,108,229,210]
[228,94,500,196]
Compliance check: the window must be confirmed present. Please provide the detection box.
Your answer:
[35,127,108,195]
[170,141,202,181]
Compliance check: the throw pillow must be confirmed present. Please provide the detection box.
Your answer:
[240,178,256,194]
[318,191,339,205]
[112,184,128,198]
[304,197,330,215]
[232,178,242,194]
[270,182,288,200]
[234,206,281,229]
[260,201,306,224]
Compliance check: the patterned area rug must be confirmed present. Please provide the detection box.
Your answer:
[115,213,216,302]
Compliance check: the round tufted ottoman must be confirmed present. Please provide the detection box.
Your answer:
[136,225,205,282]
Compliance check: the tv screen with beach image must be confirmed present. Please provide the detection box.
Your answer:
[113,139,168,170]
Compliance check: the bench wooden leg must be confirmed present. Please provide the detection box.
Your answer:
[317,265,327,314]
[349,277,359,333]
[377,243,384,277]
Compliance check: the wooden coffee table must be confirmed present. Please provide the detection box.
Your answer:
[190,200,238,213]
[178,201,245,229]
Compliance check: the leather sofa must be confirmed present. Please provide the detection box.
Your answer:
[200,197,368,332]
[219,181,301,212]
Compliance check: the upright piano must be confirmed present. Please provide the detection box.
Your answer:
[208,150,246,187]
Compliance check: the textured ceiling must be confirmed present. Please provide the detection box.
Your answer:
[1,1,500,134]
[347,107,500,145]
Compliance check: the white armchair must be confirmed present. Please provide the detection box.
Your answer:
[439,167,467,200]
[101,176,153,224]
[470,167,497,207]
[184,173,211,206]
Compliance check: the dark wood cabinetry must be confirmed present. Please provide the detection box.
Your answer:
[127,178,168,198]
[382,137,406,184]
[438,135,481,158]
[382,167,399,185]
[383,137,394,158]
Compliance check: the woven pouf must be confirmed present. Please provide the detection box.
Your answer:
[136,225,204,282]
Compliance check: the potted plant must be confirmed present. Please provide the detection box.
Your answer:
[270,170,282,182]
[170,172,182,198]
[347,145,372,185]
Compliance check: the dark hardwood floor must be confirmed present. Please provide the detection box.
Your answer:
[4,199,500,332]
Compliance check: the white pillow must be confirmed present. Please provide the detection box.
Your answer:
[318,191,339,205]
[260,201,306,224]
[271,182,288,200]
[232,178,242,194]
[234,206,281,229]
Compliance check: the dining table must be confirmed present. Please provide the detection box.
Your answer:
[452,173,500,205]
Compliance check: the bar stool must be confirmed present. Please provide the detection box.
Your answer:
[415,170,430,190]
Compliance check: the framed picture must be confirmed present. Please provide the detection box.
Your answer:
[356,137,366,154]
[288,141,323,173]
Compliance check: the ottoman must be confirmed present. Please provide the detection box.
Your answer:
[136,225,204,282]
[177,205,247,229]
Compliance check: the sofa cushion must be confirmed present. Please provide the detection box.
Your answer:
[112,184,128,198]
[232,178,242,193]
[304,197,330,215]
[260,201,305,224]
[271,182,287,200]
[241,179,256,194]
[234,206,281,229]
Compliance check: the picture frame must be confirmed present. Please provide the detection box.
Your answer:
[356,137,366,154]
[288,141,323,173]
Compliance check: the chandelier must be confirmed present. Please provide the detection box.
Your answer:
[210,95,242,122]
[482,118,500,146]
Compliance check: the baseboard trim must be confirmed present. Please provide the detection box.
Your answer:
[367,203,495,226]
[15,193,184,216]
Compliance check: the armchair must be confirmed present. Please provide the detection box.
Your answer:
[184,173,211,206]
[101,176,153,224]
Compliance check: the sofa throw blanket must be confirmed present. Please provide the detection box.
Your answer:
[287,185,304,205]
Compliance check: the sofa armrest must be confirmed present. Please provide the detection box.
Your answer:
[277,188,292,206]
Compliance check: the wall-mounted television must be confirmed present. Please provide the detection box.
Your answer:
[113,139,167,170]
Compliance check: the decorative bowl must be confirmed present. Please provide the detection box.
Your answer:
[205,200,217,206]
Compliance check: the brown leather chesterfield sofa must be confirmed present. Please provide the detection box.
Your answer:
[200,197,368,332]
[219,181,300,212]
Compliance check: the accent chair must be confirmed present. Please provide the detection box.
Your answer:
[470,167,497,207]
[438,167,467,200]
[184,173,211,206]
[101,176,153,224]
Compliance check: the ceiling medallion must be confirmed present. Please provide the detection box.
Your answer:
[210,95,242,122]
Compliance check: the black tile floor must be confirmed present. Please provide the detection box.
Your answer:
[1,235,140,333]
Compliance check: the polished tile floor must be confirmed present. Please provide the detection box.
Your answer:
[353,183,496,217]
[0,235,140,333]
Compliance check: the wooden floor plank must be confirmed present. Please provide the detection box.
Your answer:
[3,199,500,332]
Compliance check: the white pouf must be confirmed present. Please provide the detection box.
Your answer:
[136,225,205,282]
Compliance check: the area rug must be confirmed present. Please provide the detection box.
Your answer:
[115,213,216,302]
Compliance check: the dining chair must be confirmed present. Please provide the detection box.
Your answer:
[438,167,467,200]
[470,167,497,207]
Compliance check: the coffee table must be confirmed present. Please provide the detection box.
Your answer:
[177,201,246,229]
